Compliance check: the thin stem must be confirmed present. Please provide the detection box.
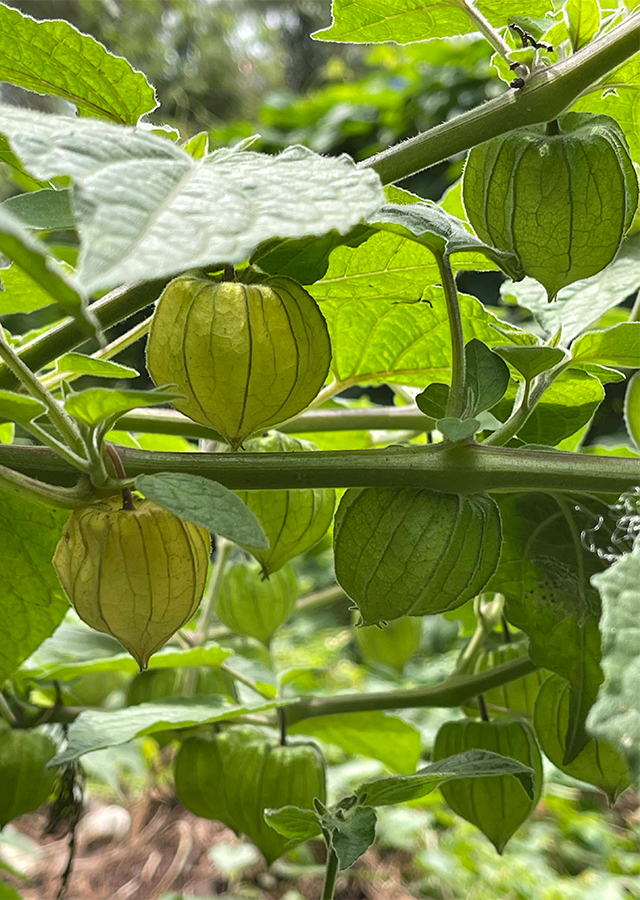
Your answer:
[195,539,232,644]
[0,330,86,457]
[0,463,92,508]
[629,292,640,323]
[359,11,640,184]
[104,444,134,510]
[478,694,490,722]
[222,265,236,282]
[220,662,273,699]
[321,848,339,900]
[2,441,637,496]
[460,0,517,62]
[41,316,153,392]
[501,615,513,644]
[484,378,534,446]
[438,254,466,418]
[0,694,17,726]
[23,422,89,472]
[296,585,346,613]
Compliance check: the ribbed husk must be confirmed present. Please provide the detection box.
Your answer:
[354,615,422,673]
[175,727,326,864]
[463,112,638,299]
[0,727,57,828]
[465,642,547,718]
[146,275,331,448]
[434,718,543,853]
[53,497,210,669]
[334,486,502,624]
[215,560,298,646]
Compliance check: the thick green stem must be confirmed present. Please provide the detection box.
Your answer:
[286,655,538,725]
[438,253,466,418]
[1,442,637,496]
[0,464,92,508]
[322,848,339,900]
[360,11,640,184]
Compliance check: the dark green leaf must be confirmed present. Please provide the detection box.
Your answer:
[464,339,510,413]
[329,805,377,870]
[2,189,74,231]
[416,383,448,418]
[492,345,566,381]
[135,473,268,549]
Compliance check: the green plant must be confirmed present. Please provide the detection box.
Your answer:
[0,1,639,897]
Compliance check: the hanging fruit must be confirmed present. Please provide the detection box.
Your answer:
[0,726,57,828]
[146,274,331,448]
[216,560,298,646]
[175,727,326,864]
[334,487,501,625]
[53,496,210,670]
[354,615,422,673]
[433,717,543,853]
[534,674,631,803]
[466,641,547,718]
[463,113,638,299]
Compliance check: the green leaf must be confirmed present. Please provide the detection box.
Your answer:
[625,371,640,450]
[318,286,528,390]
[564,0,600,51]
[251,228,370,285]
[20,640,231,682]
[321,804,377,871]
[0,205,96,338]
[570,322,640,368]
[464,339,510,413]
[2,189,74,231]
[489,493,610,762]
[534,673,631,802]
[501,235,640,343]
[52,697,285,764]
[588,538,640,785]
[492,369,604,446]
[0,423,14,444]
[290,711,422,775]
[0,261,73,315]
[416,382,449,418]
[356,750,535,807]
[0,3,156,124]
[56,353,139,379]
[0,486,68,685]
[0,106,384,293]
[65,386,182,428]
[492,345,566,381]
[572,56,640,163]
[314,0,553,44]
[370,202,524,280]
[436,416,480,441]
[0,390,46,425]
[136,473,268,549]
[264,805,321,843]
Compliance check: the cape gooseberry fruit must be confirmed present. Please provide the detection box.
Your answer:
[216,560,298,646]
[465,641,547,719]
[0,726,57,828]
[175,727,326,864]
[334,487,501,625]
[234,432,336,575]
[354,615,422,673]
[534,674,631,803]
[53,496,210,669]
[463,112,638,299]
[434,718,543,853]
[146,274,331,448]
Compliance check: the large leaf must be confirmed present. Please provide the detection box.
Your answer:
[0,105,384,293]
[489,493,610,762]
[318,285,527,391]
[290,711,422,774]
[570,322,640,368]
[572,56,640,162]
[0,262,74,316]
[588,538,640,785]
[0,3,156,124]
[314,0,553,44]
[0,486,68,684]
[136,473,268,549]
[0,390,46,426]
[501,235,640,343]
[0,205,94,336]
[53,697,285,763]
[65,387,182,428]
[356,750,535,806]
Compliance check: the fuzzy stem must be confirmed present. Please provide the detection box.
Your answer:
[460,0,517,62]
[0,463,92,508]
[438,253,466,418]
[195,539,232,644]
[321,848,340,900]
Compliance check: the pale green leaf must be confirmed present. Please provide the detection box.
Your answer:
[0,205,95,337]
[314,0,553,44]
[564,0,600,51]
[500,235,640,344]
[493,345,567,381]
[0,390,46,425]
[65,386,182,428]
[56,352,139,379]
[0,105,384,293]
[436,416,480,441]
[0,486,68,684]
[135,473,268,549]
[0,261,73,315]
[0,423,14,444]
[264,806,321,843]
[356,750,535,807]
[625,371,640,450]
[570,322,640,367]
[2,189,74,231]
[572,56,640,162]
[0,3,156,124]
[53,697,285,763]
[588,539,640,784]
[291,711,422,774]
